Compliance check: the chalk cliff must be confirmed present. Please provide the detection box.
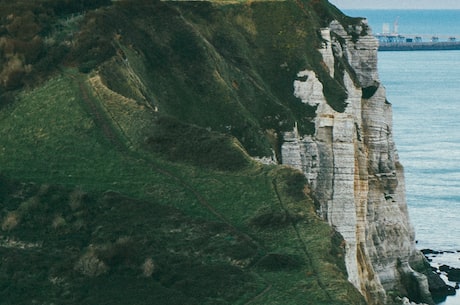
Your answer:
[281,20,432,305]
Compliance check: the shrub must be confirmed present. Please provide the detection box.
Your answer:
[329,229,347,273]
[74,246,109,277]
[2,212,19,231]
[281,170,308,200]
[141,257,155,277]
[5,11,42,40]
[0,55,26,90]
[97,236,138,267]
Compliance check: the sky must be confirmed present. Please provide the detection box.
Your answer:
[329,0,460,9]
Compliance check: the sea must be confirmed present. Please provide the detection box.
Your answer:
[343,10,460,305]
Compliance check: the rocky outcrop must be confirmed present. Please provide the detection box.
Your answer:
[281,20,433,305]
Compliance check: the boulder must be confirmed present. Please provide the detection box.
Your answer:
[426,270,456,297]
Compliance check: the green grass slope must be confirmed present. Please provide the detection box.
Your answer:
[0,0,368,304]
[0,69,365,305]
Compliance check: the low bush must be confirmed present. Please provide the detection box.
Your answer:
[96,237,138,267]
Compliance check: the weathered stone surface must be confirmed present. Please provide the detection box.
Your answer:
[281,21,434,305]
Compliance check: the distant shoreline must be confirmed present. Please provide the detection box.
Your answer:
[378,41,460,51]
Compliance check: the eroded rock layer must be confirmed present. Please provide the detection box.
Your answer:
[281,21,432,305]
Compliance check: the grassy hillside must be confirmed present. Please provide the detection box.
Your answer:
[0,67,365,305]
[0,0,368,304]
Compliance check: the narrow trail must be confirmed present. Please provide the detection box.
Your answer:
[244,280,272,305]
[69,69,347,305]
[77,80,125,151]
[271,178,334,303]
[75,75,235,227]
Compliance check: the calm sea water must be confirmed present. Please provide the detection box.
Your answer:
[345,10,460,305]
[344,9,460,40]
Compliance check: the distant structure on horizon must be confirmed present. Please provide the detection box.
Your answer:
[373,18,460,51]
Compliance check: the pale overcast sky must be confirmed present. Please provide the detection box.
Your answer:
[329,0,460,9]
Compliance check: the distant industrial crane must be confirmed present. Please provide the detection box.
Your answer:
[381,16,400,35]
[393,16,399,34]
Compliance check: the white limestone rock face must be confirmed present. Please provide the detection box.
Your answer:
[329,20,379,88]
[319,27,335,77]
[281,23,432,305]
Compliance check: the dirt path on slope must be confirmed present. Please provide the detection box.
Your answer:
[75,76,229,222]
[271,178,334,303]
[77,80,125,151]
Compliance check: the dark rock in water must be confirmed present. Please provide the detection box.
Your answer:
[438,264,460,282]
[446,286,456,296]
[447,268,460,282]
[421,249,442,255]
[439,264,450,272]
[422,249,434,255]
[427,270,457,297]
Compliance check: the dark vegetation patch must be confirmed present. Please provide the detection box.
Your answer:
[69,10,116,73]
[0,0,111,96]
[249,209,304,229]
[164,264,254,300]
[362,84,380,99]
[329,229,347,274]
[277,169,309,201]
[317,67,349,112]
[255,253,303,271]
[0,176,261,305]
[145,116,251,171]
